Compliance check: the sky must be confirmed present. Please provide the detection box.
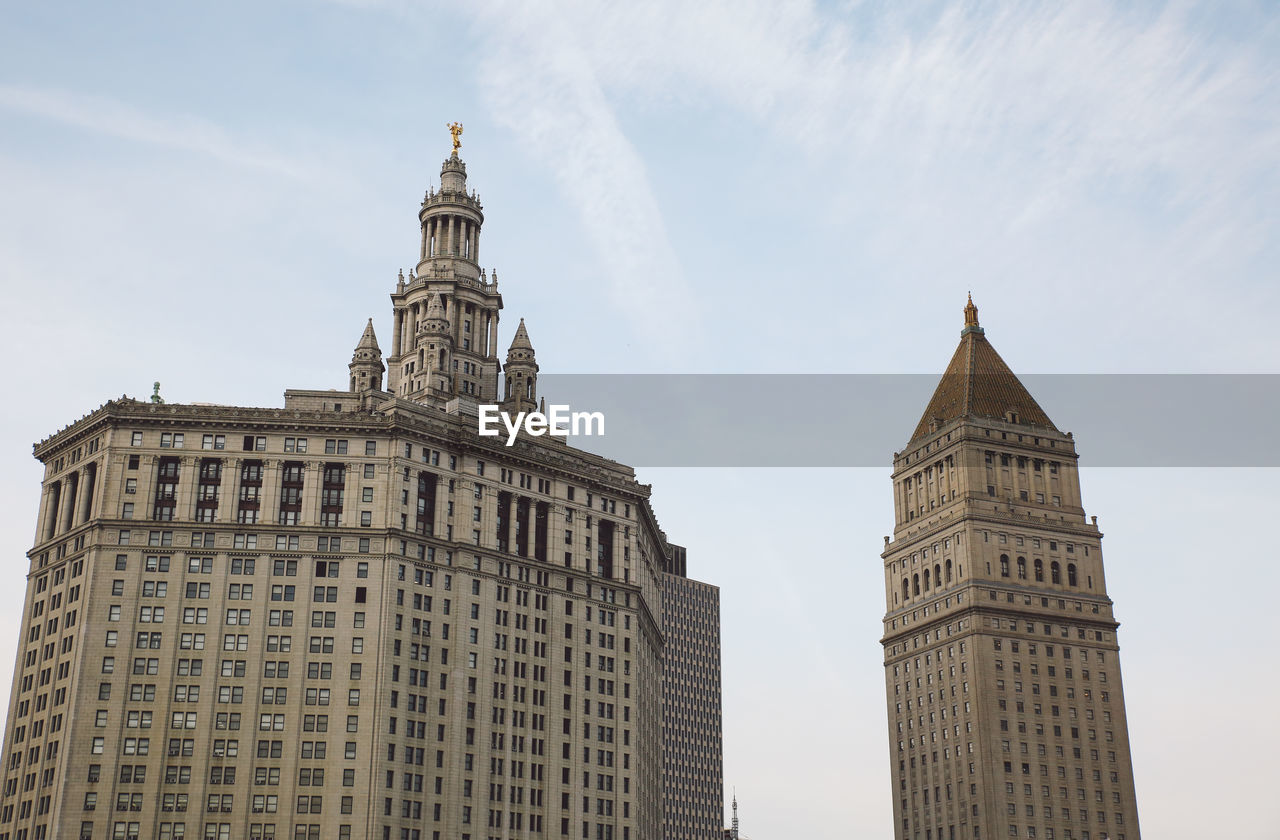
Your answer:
[1,1,1278,837]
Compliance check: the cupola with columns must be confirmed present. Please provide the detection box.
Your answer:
[386,124,504,403]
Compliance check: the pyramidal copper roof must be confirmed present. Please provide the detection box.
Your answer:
[909,297,1057,443]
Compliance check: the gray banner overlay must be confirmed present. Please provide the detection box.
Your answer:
[517,374,1280,467]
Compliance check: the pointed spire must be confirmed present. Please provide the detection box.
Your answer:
[501,318,539,411]
[910,308,1055,442]
[509,318,534,352]
[355,318,380,353]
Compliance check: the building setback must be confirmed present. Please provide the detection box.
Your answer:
[0,142,721,840]
[881,297,1142,840]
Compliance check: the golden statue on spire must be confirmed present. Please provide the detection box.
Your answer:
[963,292,980,328]
[448,122,463,154]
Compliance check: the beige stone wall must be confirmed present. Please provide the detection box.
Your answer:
[883,417,1142,840]
[0,398,687,840]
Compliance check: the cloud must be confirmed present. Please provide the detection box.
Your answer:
[0,84,312,178]
[485,1,1277,222]
[471,3,702,355]
[455,0,1277,373]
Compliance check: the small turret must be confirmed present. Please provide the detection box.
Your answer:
[423,293,450,336]
[501,319,539,414]
[420,294,454,393]
[349,319,385,393]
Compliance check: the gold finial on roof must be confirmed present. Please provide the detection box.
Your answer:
[448,122,463,154]
[963,292,979,328]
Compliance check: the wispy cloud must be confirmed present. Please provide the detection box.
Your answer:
[480,1,1277,224]
[461,0,1278,370]
[0,84,311,178]
[470,3,701,354]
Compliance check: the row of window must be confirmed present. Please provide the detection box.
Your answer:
[131,433,372,457]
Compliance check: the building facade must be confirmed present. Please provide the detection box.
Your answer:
[0,142,721,840]
[881,298,1141,840]
[659,545,722,840]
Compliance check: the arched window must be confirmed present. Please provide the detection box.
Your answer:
[913,574,920,596]
[1067,563,1078,587]
[923,569,931,590]
[1051,561,1061,584]
[945,559,953,583]
[999,555,1010,578]
[902,578,910,602]
[1034,559,1044,582]
[1017,557,1027,580]
[934,565,942,589]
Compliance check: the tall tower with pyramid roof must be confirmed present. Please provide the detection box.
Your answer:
[385,134,504,403]
[881,298,1142,840]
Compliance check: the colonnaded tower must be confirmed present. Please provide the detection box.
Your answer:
[0,130,723,840]
[881,297,1141,840]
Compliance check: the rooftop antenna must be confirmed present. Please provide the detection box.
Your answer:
[731,789,739,840]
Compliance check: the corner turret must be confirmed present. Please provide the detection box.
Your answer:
[501,319,539,414]
[349,319,385,393]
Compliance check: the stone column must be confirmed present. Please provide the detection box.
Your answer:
[260,460,282,528]
[39,482,59,542]
[344,462,360,530]
[79,463,96,523]
[509,494,520,556]
[62,472,79,532]
[549,502,564,567]
[176,456,199,523]
[219,458,241,524]
[300,462,322,528]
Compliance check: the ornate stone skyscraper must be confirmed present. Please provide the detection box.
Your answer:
[881,298,1141,840]
[0,137,721,840]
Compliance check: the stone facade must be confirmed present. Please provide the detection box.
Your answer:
[881,298,1142,840]
[0,147,721,840]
